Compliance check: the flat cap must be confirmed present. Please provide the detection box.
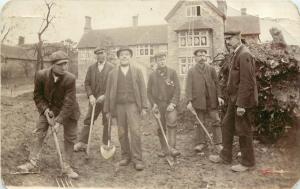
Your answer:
[94,47,107,54]
[224,31,241,39]
[116,46,133,58]
[193,49,208,56]
[49,50,69,64]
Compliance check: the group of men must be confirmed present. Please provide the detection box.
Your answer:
[17,30,258,179]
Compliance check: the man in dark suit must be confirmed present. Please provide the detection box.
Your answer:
[104,47,148,171]
[74,47,114,151]
[186,49,224,153]
[209,31,258,172]
[17,51,80,179]
[147,53,180,158]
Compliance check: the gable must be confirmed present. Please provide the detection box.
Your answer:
[165,0,225,22]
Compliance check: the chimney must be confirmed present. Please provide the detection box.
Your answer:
[217,0,227,16]
[18,36,25,45]
[132,15,138,27]
[84,16,92,34]
[241,8,247,15]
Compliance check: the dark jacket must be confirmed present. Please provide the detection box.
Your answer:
[185,63,221,110]
[33,68,80,125]
[147,67,180,106]
[84,62,114,98]
[227,45,258,108]
[103,65,148,116]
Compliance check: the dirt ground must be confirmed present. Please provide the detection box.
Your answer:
[1,91,300,189]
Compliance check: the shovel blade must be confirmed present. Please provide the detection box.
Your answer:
[100,145,116,159]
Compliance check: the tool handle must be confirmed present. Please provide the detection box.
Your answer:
[86,104,96,156]
[50,125,64,172]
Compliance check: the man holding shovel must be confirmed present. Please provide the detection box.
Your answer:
[74,47,114,152]
[104,46,148,171]
[186,49,224,153]
[17,51,80,179]
[147,53,181,158]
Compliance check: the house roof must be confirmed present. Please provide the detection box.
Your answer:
[1,44,36,61]
[175,19,213,31]
[77,25,168,49]
[225,15,260,35]
[165,0,226,21]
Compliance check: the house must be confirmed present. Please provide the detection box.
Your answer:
[1,42,78,84]
[77,0,261,87]
[165,0,226,82]
[225,8,261,44]
[77,16,168,81]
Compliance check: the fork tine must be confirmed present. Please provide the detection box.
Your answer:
[64,177,71,187]
[55,177,61,188]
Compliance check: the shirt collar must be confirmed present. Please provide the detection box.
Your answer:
[98,60,106,66]
[234,44,243,54]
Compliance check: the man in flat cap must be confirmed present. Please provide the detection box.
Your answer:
[74,47,114,152]
[186,49,224,154]
[147,53,181,158]
[17,50,80,179]
[104,47,148,171]
[209,31,258,172]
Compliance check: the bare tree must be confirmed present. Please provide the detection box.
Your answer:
[36,0,55,71]
[1,23,15,43]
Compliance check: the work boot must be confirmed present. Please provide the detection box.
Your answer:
[134,162,145,171]
[231,164,254,172]
[119,158,131,166]
[63,163,79,179]
[73,142,87,152]
[194,144,205,152]
[17,160,38,172]
[170,148,181,157]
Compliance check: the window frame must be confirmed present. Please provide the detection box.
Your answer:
[186,5,201,17]
[178,30,209,48]
[136,44,154,57]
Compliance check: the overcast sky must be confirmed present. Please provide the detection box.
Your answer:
[1,0,299,44]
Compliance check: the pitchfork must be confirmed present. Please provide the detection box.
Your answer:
[45,113,75,188]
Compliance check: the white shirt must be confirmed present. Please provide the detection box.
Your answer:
[53,74,59,83]
[98,61,106,72]
[120,65,129,76]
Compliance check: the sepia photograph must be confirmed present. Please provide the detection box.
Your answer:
[1,0,300,188]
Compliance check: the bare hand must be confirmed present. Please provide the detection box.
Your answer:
[44,108,54,118]
[167,103,176,112]
[236,107,246,116]
[152,104,158,112]
[96,95,105,103]
[53,122,62,133]
[187,102,195,113]
[218,97,225,106]
[89,95,96,106]
[141,109,147,117]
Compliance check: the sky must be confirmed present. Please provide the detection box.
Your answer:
[0,0,299,44]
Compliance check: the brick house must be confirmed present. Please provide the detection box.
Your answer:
[165,0,226,84]
[77,16,168,82]
[77,0,260,87]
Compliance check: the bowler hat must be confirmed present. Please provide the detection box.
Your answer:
[49,50,69,64]
[224,31,241,39]
[94,47,107,54]
[116,46,133,58]
[193,49,208,56]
